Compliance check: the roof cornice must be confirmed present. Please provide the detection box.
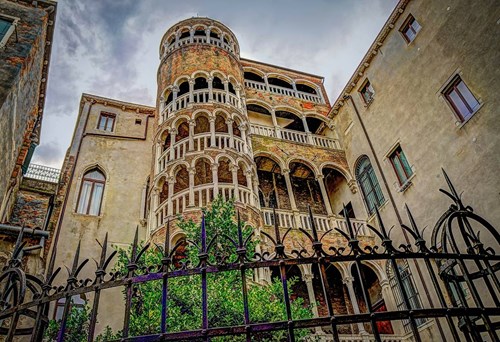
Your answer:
[81,93,156,115]
[328,0,410,118]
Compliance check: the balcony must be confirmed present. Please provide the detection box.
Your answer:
[24,163,60,183]
[164,36,236,57]
[261,208,372,237]
[155,184,256,229]
[157,133,247,173]
[161,89,240,123]
[244,79,323,104]
[249,123,341,149]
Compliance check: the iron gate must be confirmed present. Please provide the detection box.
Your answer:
[0,170,499,341]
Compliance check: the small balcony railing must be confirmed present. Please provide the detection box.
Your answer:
[249,123,341,149]
[24,164,60,183]
[164,36,235,57]
[261,208,372,237]
[244,79,323,104]
[160,89,240,123]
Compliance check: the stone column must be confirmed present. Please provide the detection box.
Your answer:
[302,115,314,145]
[205,28,210,43]
[208,76,213,101]
[343,276,368,335]
[211,163,219,197]
[246,170,254,206]
[292,81,298,97]
[209,116,216,147]
[155,142,162,173]
[239,123,248,153]
[189,28,195,43]
[253,177,260,209]
[230,164,240,202]
[264,75,270,92]
[223,79,230,104]
[282,169,298,211]
[169,128,177,161]
[188,79,195,103]
[316,174,334,216]
[167,176,175,216]
[301,264,319,318]
[235,85,242,109]
[188,119,195,151]
[171,86,179,113]
[175,30,180,48]
[270,108,281,139]
[152,188,159,231]
[226,118,235,149]
[188,167,196,207]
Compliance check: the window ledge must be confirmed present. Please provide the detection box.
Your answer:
[73,212,102,218]
[456,102,484,129]
[363,97,374,108]
[398,173,416,193]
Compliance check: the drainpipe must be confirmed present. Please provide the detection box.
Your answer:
[344,94,445,340]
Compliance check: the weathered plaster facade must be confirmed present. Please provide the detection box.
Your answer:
[0,0,56,222]
[45,1,498,339]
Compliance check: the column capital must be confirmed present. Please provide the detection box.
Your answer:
[188,167,197,175]
[188,78,196,85]
[281,168,290,175]
[315,174,324,181]
[238,122,248,130]
[188,119,196,126]
[208,116,216,123]
[245,169,253,176]
[229,164,239,172]
[171,85,180,92]
[207,76,213,82]
[348,179,358,194]
[211,163,219,171]
[167,176,176,184]
[225,118,234,125]
[380,279,390,289]
[342,276,355,285]
[222,79,229,85]
[234,84,241,91]
[169,127,178,135]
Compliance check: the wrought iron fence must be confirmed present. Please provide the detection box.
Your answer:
[0,170,499,341]
[24,163,61,183]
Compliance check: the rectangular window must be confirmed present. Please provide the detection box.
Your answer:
[359,80,375,104]
[443,76,480,122]
[400,15,421,43]
[98,112,115,132]
[0,17,15,48]
[389,146,413,185]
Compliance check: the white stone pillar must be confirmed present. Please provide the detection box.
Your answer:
[270,108,281,139]
[316,174,334,216]
[239,123,248,153]
[188,167,196,207]
[230,164,240,202]
[235,85,242,109]
[253,178,260,209]
[302,115,314,145]
[212,163,219,197]
[189,28,195,43]
[155,142,162,174]
[188,79,195,103]
[169,128,177,161]
[246,170,254,206]
[208,76,213,101]
[175,30,180,48]
[188,119,195,151]
[205,28,210,43]
[209,116,216,147]
[226,118,235,149]
[301,264,319,318]
[223,79,230,104]
[167,176,175,216]
[292,81,298,97]
[172,86,179,112]
[343,276,368,335]
[264,75,270,92]
[282,169,298,211]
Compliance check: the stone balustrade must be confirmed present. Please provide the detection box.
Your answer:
[244,79,323,103]
[261,208,372,237]
[249,123,341,149]
[164,36,235,57]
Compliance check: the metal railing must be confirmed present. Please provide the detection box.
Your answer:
[24,163,60,183]
[0,170,499,341]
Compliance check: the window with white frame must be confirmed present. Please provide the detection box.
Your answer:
[443,75,480,123]
[0,16,17,48]
[400,14,421,43]
[76,169,105,215]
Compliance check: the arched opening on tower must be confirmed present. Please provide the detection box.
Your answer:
[209,31,220,39]
[215,115,228,133]
[296,83,317,95]
[244,72,264,83]
[176,121,189,142]
[179,29,190,40]
[159,178,168,204]
[232,121,241,137]
[255,156,290,210]
[228,82,236,95]
[212,76,224,91]
[289,161,326,214]
[194,115,210,134]
[178,81,189,97]
[194,28,205,37]
[237,161,248,187]
[173,165,189,194]
[268,77,293,89]
[194,77,208,91]
[217,158,232,184]
[194,158,213,186]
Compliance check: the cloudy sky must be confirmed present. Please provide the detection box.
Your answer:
[33,0,398,168]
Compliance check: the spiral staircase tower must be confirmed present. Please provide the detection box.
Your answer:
[149,18,260,242]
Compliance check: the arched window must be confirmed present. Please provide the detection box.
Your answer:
[387,260,426,332]
[77,169,105,215]
[356,156,384,215]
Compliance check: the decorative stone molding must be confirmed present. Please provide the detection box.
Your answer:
[348,179,358,194]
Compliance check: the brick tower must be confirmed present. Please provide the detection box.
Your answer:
[150,18,260,242]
